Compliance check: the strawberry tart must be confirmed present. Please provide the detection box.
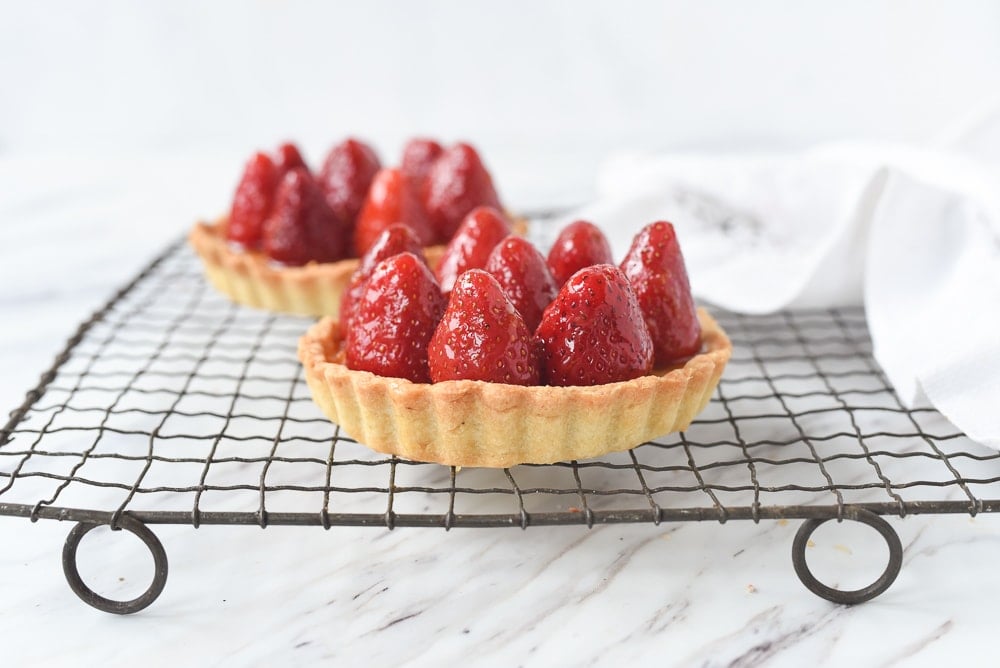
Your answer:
[189,138,516,317]
[299,219,732,467]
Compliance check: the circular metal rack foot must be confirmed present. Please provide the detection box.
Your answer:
[62,515,168,614]
[791,508,903,605]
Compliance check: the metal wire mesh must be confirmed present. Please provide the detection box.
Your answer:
[2,240,999,530]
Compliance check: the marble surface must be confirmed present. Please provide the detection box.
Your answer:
[2,154,1000,668]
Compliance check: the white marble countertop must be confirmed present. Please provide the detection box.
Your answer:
[2,153,999,667]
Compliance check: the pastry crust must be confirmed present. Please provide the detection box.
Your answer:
[298,308,732,467]
[188,219,446,318]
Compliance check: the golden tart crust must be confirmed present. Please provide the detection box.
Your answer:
[188,219,446,318]
[298,308,732,468]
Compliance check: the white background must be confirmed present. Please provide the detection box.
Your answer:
[3,0,1000,207]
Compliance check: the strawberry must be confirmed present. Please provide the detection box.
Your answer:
[339,223,426,334]
[262,168,349,266]
[274,142,308,175]
[354,168,435,256]
[435,206,511,293]
[484,235,558,332]
[423,143,501,242]
[227,152,279,249]
[535,265,653,386]
[318,138,381,226]
[620,221,701,365]
[428,270,540,385]
[546,220,614,287]
[344,252,445,383]
[400,138,443,191]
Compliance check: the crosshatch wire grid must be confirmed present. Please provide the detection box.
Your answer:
[2,240,999,530]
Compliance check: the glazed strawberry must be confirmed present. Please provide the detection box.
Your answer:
[547,220,614,287]
[435,206,511,293]
[339,223,426,334]
[423,143,501,242]
[400,138,443,190]
[227,152,279,248]
[318,138,381,226]
[536,265,653,386]
[354,168,435,256]
[428,270,540,385]
[344,252,446,383]
[274,142,308,175]
[620,221,701,365]
[485,236,558,332]
[262,168,349,266]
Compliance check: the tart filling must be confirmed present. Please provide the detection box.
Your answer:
[298,308,731,468]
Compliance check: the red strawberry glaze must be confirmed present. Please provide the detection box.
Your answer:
[318,138,381,227]
[547,220,614,287]
[344,252,446,383]
[262,168,349,266]
[422,143,501,243]
[485,236,558,332]
[428,269,540,385]
[435,206,511,293]
[535,264,653,386]
[339,223,427,335]
[354,168,435,256]
[620,221,701,365]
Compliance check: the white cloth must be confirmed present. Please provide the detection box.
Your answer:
[553,105,1000,448]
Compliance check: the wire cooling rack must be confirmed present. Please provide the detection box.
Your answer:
[2,239,999,613]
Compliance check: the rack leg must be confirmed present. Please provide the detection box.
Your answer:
[61,515,168,614]
[791,508,902,605]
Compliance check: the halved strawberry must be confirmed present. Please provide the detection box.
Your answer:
[262,168,349,266]
[620,221,701,365]
[485,235,558,332]
[547,220,614,287]
[354,168,435,256]
[274,142,308,175]
[535,265,653,386]
[227,152,279,249]
[318,138,381,226]
[423,143,501,243]
[400,138,443,191]
[435,206,511,293]
[344,252,445,383]
[339,223,426,334]
[428,270,540,385]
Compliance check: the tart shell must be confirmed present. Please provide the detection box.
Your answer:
[188,219,446,318]
[298,308,732,468]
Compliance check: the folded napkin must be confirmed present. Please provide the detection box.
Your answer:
[550,106,1000,448]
